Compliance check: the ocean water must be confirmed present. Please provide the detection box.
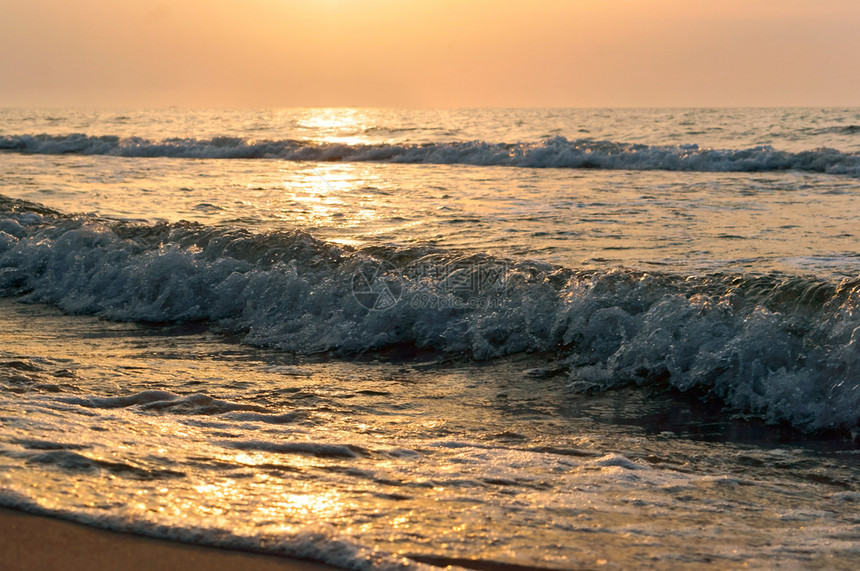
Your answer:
[1,108,859,569]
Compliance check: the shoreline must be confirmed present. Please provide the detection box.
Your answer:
[0,507,342,571]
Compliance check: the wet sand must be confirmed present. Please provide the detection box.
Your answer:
[0,507,341,571]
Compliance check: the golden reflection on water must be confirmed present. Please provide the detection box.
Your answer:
[296,108,372,146]
[186,452,348,523]
[277,164,378,227]
[269,161,429,247]
[256,491,343,521]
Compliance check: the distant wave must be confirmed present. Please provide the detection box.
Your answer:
[1,195,859,432]
[814,125,860,136]
[2,133,859,175]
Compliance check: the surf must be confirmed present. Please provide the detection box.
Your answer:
[2,134,859,175]
[2,195,858,433]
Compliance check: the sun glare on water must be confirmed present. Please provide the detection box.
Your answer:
[296,108,372,145]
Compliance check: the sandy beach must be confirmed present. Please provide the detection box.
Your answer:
[0,507,342,571]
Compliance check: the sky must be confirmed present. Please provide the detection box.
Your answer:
[1,0,858,108]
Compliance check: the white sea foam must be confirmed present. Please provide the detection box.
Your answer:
[2,133,859,175]
[1,197,858,431]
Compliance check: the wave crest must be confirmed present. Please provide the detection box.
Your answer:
[2,134,858,175]
[1,196,858,432]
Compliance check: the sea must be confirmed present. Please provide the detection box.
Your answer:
[0,108,858,569]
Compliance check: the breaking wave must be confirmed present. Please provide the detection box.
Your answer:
[1,195,858,432]
[2,133,859,175]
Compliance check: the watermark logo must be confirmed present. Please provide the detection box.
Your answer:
[353,259,508,312]
[351,260,403,311]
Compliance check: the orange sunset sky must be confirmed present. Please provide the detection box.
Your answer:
[1,0,859,108]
